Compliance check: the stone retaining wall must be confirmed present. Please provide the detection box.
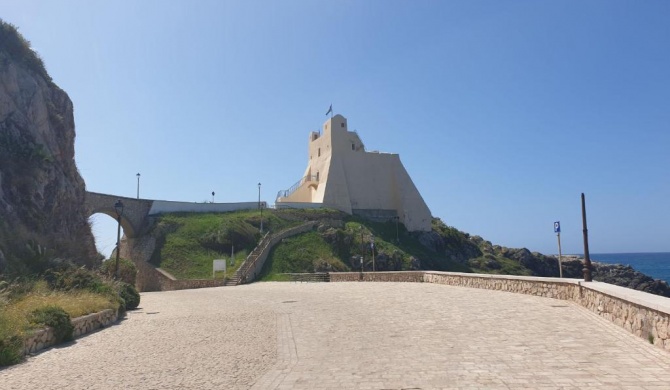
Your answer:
[23,308,118,356]
[329,271,670,353]
[329,271,425,283]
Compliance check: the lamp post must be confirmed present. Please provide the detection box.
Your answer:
[212,191,215,203]
[359,226,365,271]
[393,216,400,243]
[136,173,140,199]
[258,182,263,233]
[114,199,124,280]
[371,234,375,272]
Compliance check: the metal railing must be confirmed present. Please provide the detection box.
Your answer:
[276,175,318,200]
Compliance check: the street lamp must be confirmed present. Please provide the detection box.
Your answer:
[370,234,375,272]
[136,173,140,199]
[258,182,263,233]
[393,216,400,243]
[212,191,215,203]
[113,199,124,279]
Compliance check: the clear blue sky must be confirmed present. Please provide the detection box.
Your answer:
[4,1,669,257]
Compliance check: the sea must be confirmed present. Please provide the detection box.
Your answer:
[583,252,670,284]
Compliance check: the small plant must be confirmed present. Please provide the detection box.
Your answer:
[648,334,655,344]
[29,306,73,343]
[99,258,137,285]
[45,266,104,292]
[0,335,23,366]
[117,282,140,310]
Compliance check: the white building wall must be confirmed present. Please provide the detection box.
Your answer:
[149,201,263,215]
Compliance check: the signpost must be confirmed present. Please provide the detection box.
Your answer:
[213,259,226,279]
[554,221,563,278]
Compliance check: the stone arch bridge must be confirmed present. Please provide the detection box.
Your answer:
[84,191,264,238]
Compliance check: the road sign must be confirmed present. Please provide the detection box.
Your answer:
[554,221,561,234]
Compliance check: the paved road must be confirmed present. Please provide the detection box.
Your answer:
[2,282,670,389]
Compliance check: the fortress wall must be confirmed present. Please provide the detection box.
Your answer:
[340,152,431,231]
[278,114,431,231]
[148,201,261,215]
[329,271,670,353]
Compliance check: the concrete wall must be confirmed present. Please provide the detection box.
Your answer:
[329,271,670,353]
[277,114,431,231]
[149,200,263,215]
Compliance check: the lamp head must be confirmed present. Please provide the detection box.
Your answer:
[114,200,124,217]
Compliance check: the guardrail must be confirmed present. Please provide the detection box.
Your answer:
[281,273,330,282]
[276,175,318,200]
[234,221,319,285]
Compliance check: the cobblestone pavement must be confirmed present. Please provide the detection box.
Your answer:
[3,282,670,389]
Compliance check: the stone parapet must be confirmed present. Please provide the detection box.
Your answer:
[329,271,425,283]
[23,308,118,356]
[329,270,670,353]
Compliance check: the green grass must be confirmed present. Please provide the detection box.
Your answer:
[260,231,348,279]
[0,280,119,365]
[150,209,542,281]
[151,209,343,279]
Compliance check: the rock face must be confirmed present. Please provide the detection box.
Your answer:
[0,22,97,271]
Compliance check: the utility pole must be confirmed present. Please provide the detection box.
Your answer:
[581,193,593,282]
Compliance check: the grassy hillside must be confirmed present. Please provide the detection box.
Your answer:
[148,209,341,279]
[145,209,670,296]
[149,209,544,280]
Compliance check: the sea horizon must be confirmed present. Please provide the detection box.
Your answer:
[563,252,670,284]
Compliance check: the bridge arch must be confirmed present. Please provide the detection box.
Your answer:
[84,192,154,238]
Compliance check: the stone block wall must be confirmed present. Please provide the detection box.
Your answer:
[329,270,670,353]
[23,308,118,356]
[329,271,425,283]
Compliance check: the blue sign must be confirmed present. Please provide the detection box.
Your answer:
[553,221,561,233]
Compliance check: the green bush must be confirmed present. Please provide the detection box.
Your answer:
[0,335,23,366]
[44,266,107,293]
[29,306,73,343]
[117,283,140,310]
[99,258,137,285]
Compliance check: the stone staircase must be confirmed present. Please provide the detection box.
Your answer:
[228,221,319,286]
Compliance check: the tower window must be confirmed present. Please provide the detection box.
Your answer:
[351,143,355,150]
[318,148,321,157]
[316,171,320,181]
[341,123,345,128]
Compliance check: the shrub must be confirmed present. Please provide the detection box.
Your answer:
[44,266,106,293]
[0,335,23,366]
[99,258,137,285]
[29,306,73,343]
[117,283,140,310]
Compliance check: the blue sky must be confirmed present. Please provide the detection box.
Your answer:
[4,1,669,257]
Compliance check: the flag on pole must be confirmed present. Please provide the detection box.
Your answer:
[325,104,332,116]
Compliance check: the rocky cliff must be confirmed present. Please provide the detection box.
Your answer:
[0,21,97,272]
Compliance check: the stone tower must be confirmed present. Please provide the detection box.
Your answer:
[276,114,432,231]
